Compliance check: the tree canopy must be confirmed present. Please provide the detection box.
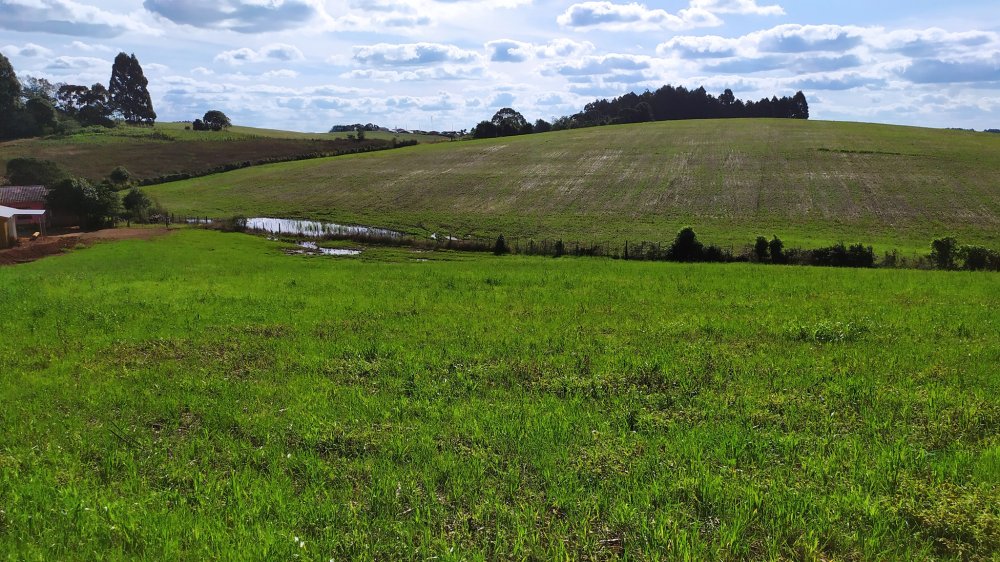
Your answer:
[193,110,231,131]
[473,107,534,139]
[109,52,156,125]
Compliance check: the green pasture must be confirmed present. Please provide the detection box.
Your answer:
[1,229,997,560]
[144,119,1000,254]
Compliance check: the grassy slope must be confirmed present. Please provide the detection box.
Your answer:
[1,229,997,560]
[0,123,441,184]
[147,119,1000,253]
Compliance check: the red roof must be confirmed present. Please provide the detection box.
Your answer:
[0,186,48,207]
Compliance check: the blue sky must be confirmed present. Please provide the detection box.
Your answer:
[2,0,999,131]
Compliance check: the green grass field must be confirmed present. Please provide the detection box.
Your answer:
[1,229,997,560]
[145,119,1000,254]
[0,123,442,185]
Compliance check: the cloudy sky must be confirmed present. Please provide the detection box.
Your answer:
[2,0,999,131]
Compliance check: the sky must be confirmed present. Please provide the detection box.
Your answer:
[1,0,999,132]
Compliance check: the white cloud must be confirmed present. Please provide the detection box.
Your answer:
[215,44,305,65]
[1,42,53,58]
[486,39,594,63]
[557,2,721,32]
[689,0,783,16]
[347,66,486,82]
[0,0,154,37]
[143,0,320,33]
[657,35,742,58]
[352,43,482,67]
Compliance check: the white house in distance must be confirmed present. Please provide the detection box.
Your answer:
[0,205,47,249]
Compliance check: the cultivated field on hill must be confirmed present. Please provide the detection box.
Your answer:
[0,123,439,185]
[1,229,997,560]
[147,119,1000,252]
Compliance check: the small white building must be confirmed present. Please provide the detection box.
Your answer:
[0,205,47,249]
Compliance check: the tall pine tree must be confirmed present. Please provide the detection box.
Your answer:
[109,52,156,125]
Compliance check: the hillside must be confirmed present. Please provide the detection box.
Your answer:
[146,119,1000,252]
[0,123,440,185]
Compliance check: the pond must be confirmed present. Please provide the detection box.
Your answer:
[294,241,361,256]
[246,217,403,238]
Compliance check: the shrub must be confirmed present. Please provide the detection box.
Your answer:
[6,157,70,186]
[46,177,122,229]
[493,234,509,255]
[930,237,958,270]
[769,236,785,264]
[959,245,999,271]
[109,165,132,187]
[753,236,769,262]
[666,227,704,262]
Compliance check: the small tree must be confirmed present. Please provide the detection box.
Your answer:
[202,110,231,131]
[47,178,123,229]
[553,239,566,258]
[122,187,153,222]
[493,234,509,255]
[753,236,769,262]
[769,236,785,264]
[109,166,132,187]
[930,237,958,270]
[192,118,206,131]
[666,227,704,262]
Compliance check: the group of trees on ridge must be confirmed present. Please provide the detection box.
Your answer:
[1,52,156,139]
[473,86,809,139]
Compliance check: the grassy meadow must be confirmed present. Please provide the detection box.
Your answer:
[145,119,1000,254]
[1,229,997,560]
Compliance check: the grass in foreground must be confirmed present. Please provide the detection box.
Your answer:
[0,230,997,560]
[146,119,1000,253]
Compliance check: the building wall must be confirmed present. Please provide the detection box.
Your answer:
[0,217,13,249]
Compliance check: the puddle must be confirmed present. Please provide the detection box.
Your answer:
[185,218,214,224]
[294,241,361,256]
[430,232,460,241]
[247,217,402,238]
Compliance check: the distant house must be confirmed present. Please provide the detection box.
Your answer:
[0,185,76,230]
[0,205,47,248]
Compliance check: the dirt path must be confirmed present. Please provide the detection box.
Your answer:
[0,227,172,266]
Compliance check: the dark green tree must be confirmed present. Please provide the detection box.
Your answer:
[534,119,551,133]
[491,107,529,136]
[753,236,769,262]
[769,236,785,264]
[109,53,156,125]
[202,110,231,131]
[109,166,132,186]
[791,91,809,120]
[46,178,123,229]
[930,237,958,270]
[57,83,113,126]
[25,96,58,133]
[122,187,153,222]
[5,157,69,186]
[472,120,498,139]
[666,227,704,262]
[0,52,20,115]
[493,234,509,255]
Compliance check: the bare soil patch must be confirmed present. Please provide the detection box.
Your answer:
[0,227,171,266]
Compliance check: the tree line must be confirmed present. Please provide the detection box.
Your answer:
[0,52,155,140]
[473,85,809,139]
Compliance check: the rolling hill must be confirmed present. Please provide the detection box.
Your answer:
[145,119,1000,252]
[0,123,442,185]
